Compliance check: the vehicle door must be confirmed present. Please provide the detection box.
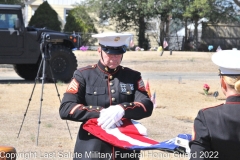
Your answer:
[0,10,24,56]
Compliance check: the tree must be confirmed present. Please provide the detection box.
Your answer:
[83,0,239,51]
[153,0,178,47]
[233,0,240,7]
[183,0,237,50]
[64,6,98,45]
[28,1,61,31]
[83,0,157,50]
[183,0,211,50]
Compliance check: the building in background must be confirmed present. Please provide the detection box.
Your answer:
[24,0,83,27]
[22,0,160,49]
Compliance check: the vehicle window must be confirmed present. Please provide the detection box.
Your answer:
[0,13,18,29]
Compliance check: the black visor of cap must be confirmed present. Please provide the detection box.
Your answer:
[100,44,126,54]
[218,69,240,76]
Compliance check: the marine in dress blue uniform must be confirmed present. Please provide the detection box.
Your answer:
[190,50,240,160]
[59,33,153,160]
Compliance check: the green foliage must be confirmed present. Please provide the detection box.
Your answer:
[83,0,156,49]
[233,0,240,7]
[183,0,237,23]
[184,0,211,19]
[208,0,238,23]
[64,6,97,33]
[83,0,239,50]
[64,5,98,45]
[28,1,61,31]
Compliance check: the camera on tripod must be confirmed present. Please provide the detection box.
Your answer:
[40,32,68,43]
[18,31,73,145]
[40,32,70,60]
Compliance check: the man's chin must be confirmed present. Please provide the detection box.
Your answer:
[108,65,118,69]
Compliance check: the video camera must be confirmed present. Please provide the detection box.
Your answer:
[40,32,67,60]
[40,32,68,43]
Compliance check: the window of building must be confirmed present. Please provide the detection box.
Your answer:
[64,9,71,23]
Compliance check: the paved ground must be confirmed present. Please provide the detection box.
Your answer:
[0,50,219,82]
[0,70,219,82]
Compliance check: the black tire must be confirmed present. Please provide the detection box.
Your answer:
[46,45,77,83]
[13,64,39,80]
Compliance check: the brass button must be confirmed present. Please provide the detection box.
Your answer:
[109,82,113,86]
[130,103,132,105]
[94,91,97,95]
[124,105,127,107]
[109,76,113,79]
[111,89,115,93]
[105,67,108,71]
[92,65,94,68]
[97,107,99,110]
[88,133,91,135]
[127,91,130,94]
[112,97,115,101]
[89,106,92,109]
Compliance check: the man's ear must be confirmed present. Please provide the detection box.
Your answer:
[97,47,101,53]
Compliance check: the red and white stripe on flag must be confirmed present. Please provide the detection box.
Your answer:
[163,39,168,49]
[83,118,159,150]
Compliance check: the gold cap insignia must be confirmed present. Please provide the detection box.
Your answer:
[114,37,120,41]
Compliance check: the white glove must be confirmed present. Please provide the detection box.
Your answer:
[97,105,125,129]
[115,119,123,127]
[108,120,123,129]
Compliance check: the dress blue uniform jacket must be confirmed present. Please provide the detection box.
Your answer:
[190,95,240,160]
[59,61,153,160]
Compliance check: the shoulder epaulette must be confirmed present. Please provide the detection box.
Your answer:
[202,103,224,111]
[78,64,97,72]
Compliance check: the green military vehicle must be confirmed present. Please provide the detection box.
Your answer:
[0,4,78,82]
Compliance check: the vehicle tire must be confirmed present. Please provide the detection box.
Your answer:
[13,64,39,80]
[46,45,77,83]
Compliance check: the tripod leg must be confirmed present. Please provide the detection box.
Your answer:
[36,58,47,146]
[48,61,73,140]
[17,58,43,138]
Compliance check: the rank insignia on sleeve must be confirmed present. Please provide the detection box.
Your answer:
[66,78,79,94]
[138,79,146,91]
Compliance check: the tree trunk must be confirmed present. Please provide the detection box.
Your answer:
[233,0,240,7]
[166,17,170,38]
[159,19,165,47]
[184,19,188,42]
[194,18,199,51]
[138,16,145,48]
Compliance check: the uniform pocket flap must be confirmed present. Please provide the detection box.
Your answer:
[86,86,106,95]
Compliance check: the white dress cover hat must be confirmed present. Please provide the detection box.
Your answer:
[212,50,240,75]
[92,33,133,54]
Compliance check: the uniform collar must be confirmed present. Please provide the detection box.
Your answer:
[226,94,240,103]
[97,60,120,74]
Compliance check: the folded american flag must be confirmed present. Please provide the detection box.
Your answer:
[83,118,191,152]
